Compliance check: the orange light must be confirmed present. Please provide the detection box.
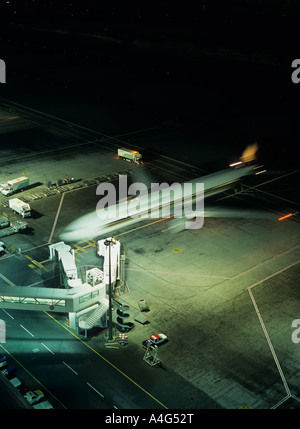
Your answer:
[278,213,293,221]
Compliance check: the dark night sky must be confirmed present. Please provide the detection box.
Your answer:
[1,0,299,142]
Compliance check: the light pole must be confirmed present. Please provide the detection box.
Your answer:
[104,237,115,341]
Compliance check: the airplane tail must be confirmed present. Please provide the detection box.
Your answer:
[240,142,258,164]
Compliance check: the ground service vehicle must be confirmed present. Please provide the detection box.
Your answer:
[10,377,26,393]
[0,217,27,238]
[9,198,31,218]
[0,176,29,196]
[0,356,7,368]
[33,400,54,409]
[1,366,16,378]
[0,216,9,229]
[118,148,142,164]
[142,333,168,348]
[24,390,44,404]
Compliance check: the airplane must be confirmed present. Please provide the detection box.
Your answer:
[59,144,263,242]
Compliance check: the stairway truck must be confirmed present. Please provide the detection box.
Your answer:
[0,176,29,196]
[118,148,142,164]
[9,198,31,218]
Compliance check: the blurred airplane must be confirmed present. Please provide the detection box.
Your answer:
[60,144,261,242]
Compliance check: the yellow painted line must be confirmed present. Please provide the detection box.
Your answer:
[32,260,49,272]
[28,264,36,269]
[22,253,32,261]
[83,240,97,248]
[0,343,68,409]
[172,248,182,253]
[115,218,167,238]
[239,403,253,409]
[74,257,81,263]
[44,311,168,409]
[74,244,88,253]
[22,253,48,271]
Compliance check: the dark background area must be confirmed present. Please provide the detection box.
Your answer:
[0,2,299,165]
[0,1,299,172]
[1,3,299,106]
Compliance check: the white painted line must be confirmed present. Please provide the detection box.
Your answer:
[0,272,16,286]
[41,343,55,355]
[2,309,14,319]
[247,260,300,408]
[20,324,34,337]
[48,193,65,244]
[86,382,104,398]
[62,361,78,375]
[113,405,118,409]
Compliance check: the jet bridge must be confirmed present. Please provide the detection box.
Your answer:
[0,239,125,333]
[49,241,82,288]
[0,281,108,332]
[0,283,104,314]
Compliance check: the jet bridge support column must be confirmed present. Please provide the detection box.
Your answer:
[68,312,76,330]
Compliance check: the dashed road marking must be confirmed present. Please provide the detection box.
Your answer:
[1,309,14,319]
[20,325,34,337]
[45,311,168,409]
[62,361,78,375]
[41,342,55,355]
[0,343,68,409]
[87,382,104,398]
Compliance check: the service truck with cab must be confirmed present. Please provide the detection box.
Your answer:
[0,176,29,196]
[9,198,31,218]
[118,148,142,164]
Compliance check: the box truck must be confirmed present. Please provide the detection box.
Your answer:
[9,198,31,218]
[118,148,142,164]
[0,176,29,196]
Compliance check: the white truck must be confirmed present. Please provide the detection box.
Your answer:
[9,198,31,218]
[0,176,29,196]
[33,400,54,409]
[118,148,142,164]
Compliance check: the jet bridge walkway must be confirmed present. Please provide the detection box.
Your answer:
[0,282,105,314]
